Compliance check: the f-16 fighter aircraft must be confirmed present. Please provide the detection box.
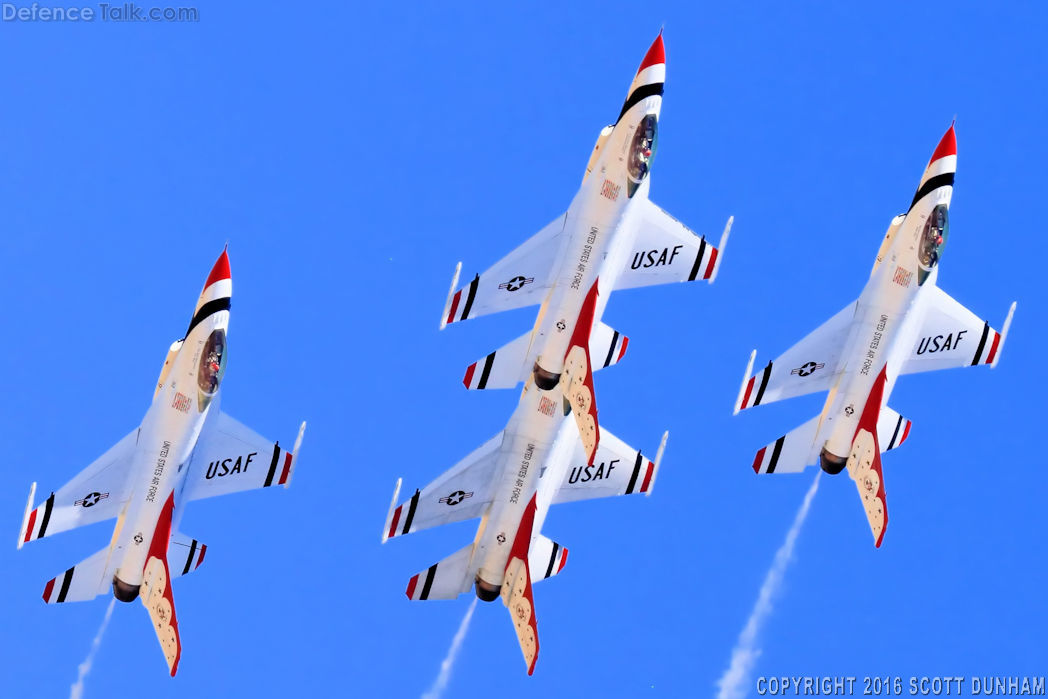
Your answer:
[734,124,1015,548]
[386,34,711,673]
[17,250,306,676]
[383,376,668,675]
[440,31,730,466]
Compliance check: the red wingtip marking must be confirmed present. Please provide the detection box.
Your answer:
[557,549,568,574]
[42,577,55,603]
[741,376,755,410]
[204,249,231,288]
[640,461,655,492]
[388,505,402,540]
[703,247,719,279]
[752,447,766,473]
[929,123,957,164]
[406,573,419,600]
[196,544,207,569]
[617,335,629,362]
[899,420,912,445]
[447,290,461,325]
[278,452,293,485]
[985,331,1001,364]
[24,508,37,543]
[463,362,477,389]
[637,32,665,73]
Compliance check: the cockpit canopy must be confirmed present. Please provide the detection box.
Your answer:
[626,114,658,197]
[917,204,949,285]
[197,329,227,402]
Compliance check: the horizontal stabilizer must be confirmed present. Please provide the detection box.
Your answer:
[752,414,822,475]
[753,406,910,475]
[405,543,475,601]
[528,534,568,583]
[169,532,208,579]
[877,407,912,452]
[42,545,116,604]
[462,321,629,391]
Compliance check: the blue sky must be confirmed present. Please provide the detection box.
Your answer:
[1,2,1045,697]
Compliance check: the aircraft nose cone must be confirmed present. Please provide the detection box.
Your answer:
[637,31,665,74]
[929,122,957,164]
[205,248,231,288]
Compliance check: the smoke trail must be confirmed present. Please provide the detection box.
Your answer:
[70,597,116,699]
[716,472,821,699]
[421,597,479,699]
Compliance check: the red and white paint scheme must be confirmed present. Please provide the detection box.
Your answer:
[18,250,306,676]
[383,375,667,675]
[733,124,1015,548]
[440,31,730,467]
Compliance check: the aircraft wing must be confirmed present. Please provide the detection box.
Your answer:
[384,432,503,541]
[442,214,566,326]
[899,287,1015,374]
[181,413,305,501]
[20,429,139,547]
[614,199,730,289]
[735,302,856,412]
[551,427,667,504]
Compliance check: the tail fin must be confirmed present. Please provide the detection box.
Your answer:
[501,494,540,675]
[405,543,475,601]
[847,368,889,548]
[42,545,117,604]
[559,280,601,465]
[140,494,181,676]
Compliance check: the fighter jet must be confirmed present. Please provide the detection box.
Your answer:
[733,124,1015,547]
[441,31,730,466]
[17,250,306,676]
[382,375,667,675]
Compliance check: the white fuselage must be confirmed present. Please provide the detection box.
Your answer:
[817,187,953,461]
[529,105,660,378]
[471,380,563,592]
[110,312,228,595]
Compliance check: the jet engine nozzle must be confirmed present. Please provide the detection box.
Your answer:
[819,448,848,475]
[112,577,140,603]
[475,578,500,602]
[533,365,561,391]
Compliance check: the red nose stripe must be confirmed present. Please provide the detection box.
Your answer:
[205,249,231,288]
[929,124,956,164]
[637,32,665,73]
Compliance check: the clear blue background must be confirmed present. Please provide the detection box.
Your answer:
[0,2,1044,697]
